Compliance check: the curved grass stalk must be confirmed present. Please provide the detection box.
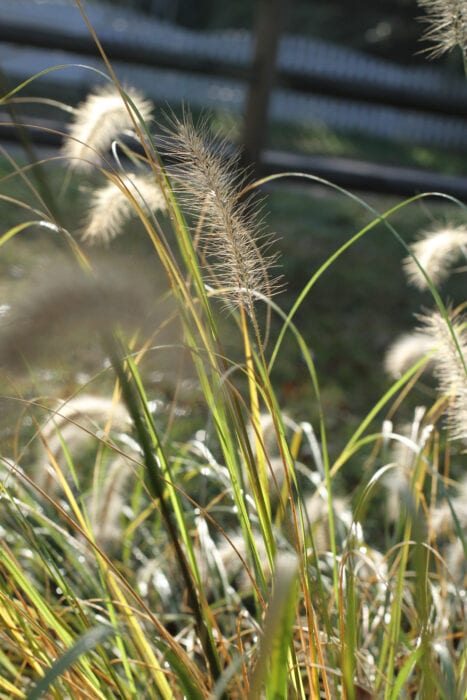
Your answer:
[331,351,439,477]
[30,421,144,695]
[263,183,463,370]
[106,335,224,689]
[0,64,102,103]
[0,218,92,273]
[378,446,431,699]
[210,285,338,608]
[239,304,275,552]
[0,143,58,218]
[2,456,203,696]
[3,95,77,114]
[247,553,299,699]
[221,306,337,696]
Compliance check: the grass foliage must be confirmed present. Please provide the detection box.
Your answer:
[0,2,466,698]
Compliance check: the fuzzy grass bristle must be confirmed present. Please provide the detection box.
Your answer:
[162,112,281,316]
[62,85,153,171]
[0,262,155,372]
[419,307,467,441]
[403,226,467,289]
[384,331,437,378]
[82,173,167,243]
[417,0,467,59]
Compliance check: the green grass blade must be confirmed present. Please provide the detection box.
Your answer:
[25,625,113,700]
[248,553,299,699]
[157,646,206,700]
[388,645,424,700]
[0,63,118,102]
[0,221,43,246]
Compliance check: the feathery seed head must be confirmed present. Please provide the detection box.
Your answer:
[384,331,437,378]
[82,173,167,244]
[62,85,153,171]
[36,394,137,551]
[0,262,155,373]
[163,113,280,315]
[417,0,467,59]
[403,226,467,289]
[419,308,467,441]
[36,394,131,487]
[383,407,432,520]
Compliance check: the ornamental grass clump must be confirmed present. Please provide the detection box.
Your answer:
[0,1,466,698]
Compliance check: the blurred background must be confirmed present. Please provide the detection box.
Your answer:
[2,0,467,176]
[87,0,461,66]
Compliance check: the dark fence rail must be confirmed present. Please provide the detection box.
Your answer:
[1,0,467,199]
[2,15,467,119]
[2,113,467,201]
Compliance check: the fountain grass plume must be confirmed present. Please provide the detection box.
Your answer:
[35,394,136,552]
[419,307,467,441]
[162,112,281,318]
[384,330,437,378]
[417,0,467,62]
[403,226,467,289]
[0,261,155,372]
[82,173,167,244]
[62,85,154,171]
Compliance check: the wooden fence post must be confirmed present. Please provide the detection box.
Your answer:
[241,0,285,171]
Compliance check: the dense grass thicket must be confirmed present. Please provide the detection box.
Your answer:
[0,2,465,698]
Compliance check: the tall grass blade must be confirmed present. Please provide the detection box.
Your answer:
[248,553,299,699]
[106,334,223,687]
[389,645,423,700]
[25,625,113,700]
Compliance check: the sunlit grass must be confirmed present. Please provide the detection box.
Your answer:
[0,3,465,698]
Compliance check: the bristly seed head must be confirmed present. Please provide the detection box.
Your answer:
[417,0,467,59]
[384,331,437,378]
[419,307,467,441]
[403,226,467,289]
[82,173,167,244]
[62,85,153,171]
[0,262,156,373]
[162,112,281,316]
